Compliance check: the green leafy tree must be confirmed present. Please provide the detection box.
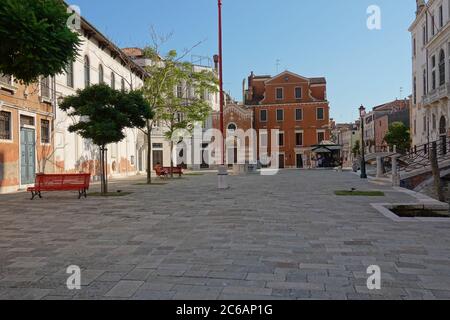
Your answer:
[352,140,361,158]
[141,45,218,180]
[384,122,411,154]
[59,84,153,194]
[0,0,81,83]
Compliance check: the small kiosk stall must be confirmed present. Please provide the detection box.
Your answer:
[311,141,343,168]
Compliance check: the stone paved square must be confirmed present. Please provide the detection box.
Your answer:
[1,170,450,300]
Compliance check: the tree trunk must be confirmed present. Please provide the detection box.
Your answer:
[170,140,174,178]
[99,145,108,195]
[104,147,108,194]
[430,142,445,202]
[146,121,152,184]
[100,146,105,194]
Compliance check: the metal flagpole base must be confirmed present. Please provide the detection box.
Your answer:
[218,165,229,190]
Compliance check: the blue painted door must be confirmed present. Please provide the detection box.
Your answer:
[20,128,36,185]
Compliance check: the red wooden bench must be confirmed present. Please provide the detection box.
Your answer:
[154,166,183,178]
[27,173,91,200]
[165,166,183,177]
[154,166,169,179]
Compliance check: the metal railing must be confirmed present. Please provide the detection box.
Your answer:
[396,138,450,173]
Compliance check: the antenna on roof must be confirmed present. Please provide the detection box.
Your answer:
[191,55,213,68]
[399,87,403,100]
[276,59,281,73]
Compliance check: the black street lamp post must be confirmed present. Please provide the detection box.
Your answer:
[359,105,368,179]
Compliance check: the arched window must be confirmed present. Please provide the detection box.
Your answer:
[227,123,237,132]
[84,55,90,88]
[98,64,104,84]
[439,49,445,86]
[440,116,447,135]
[121,78,125,91]
[66,61,74,88]
[111,72,115,89]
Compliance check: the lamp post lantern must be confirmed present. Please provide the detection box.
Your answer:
[359,105,367,179]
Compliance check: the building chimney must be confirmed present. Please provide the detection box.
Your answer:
[213,55,219,72]
[416,0,426,15]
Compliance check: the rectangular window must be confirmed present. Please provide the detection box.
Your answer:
[432,56,436,90]
[413,37,416,57]
[439,6,444,28]
[260,109,268,122]
[317,107,324,120]
[276,88,283,100]
[413,77,417,104]
[296,132,303,146]
[110,143,118,158]
[295,108,303,121]
[177,85,183,98]
[66,63,74,88]
[423,69,427,95]
[423,25,427,45]
[41,77,50,99]
[317,131,325,144]
[278,132,284,147]
[20,115,34,127]
[0,74,12,85]
[432,15,436,36]
[276,109,284,121]
[0,111,12,140]
[41,119,50,144]
[260,131,268,148]
[295,87,302,99]
[432,71,436,90]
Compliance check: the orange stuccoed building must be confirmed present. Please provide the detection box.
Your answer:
[212,70,332,169]
[246,70,331,168]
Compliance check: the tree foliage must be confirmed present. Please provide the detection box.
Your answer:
[0,0,81,83]
[141,47,218,177]
[384,122,411,154]
[352,140,361,157]
[59,84,153,193]
[59,84,152,147]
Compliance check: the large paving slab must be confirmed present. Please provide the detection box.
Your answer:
[0,170,450,300]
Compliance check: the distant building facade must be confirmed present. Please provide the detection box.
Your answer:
[53,18,145,181]
[212,103,254,167]
[332,123,359,167]
[123,48,220,170]
[410,0,450,149]
[0,76,55,193]
[363,99,410,153]
[245,70,331,168]
[1,14,146,193]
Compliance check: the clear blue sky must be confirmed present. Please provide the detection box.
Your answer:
[72,0,415,123]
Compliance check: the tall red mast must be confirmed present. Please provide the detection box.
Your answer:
[218,0,225,165]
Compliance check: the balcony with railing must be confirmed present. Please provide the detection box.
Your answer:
[423,83,450,105]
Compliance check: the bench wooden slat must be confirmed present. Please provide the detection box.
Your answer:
[27,173,91,200]
[154,166,183,178]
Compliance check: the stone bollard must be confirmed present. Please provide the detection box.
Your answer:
[376,156,383,178]
[218,165,229,190]
[391,155,400,187]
